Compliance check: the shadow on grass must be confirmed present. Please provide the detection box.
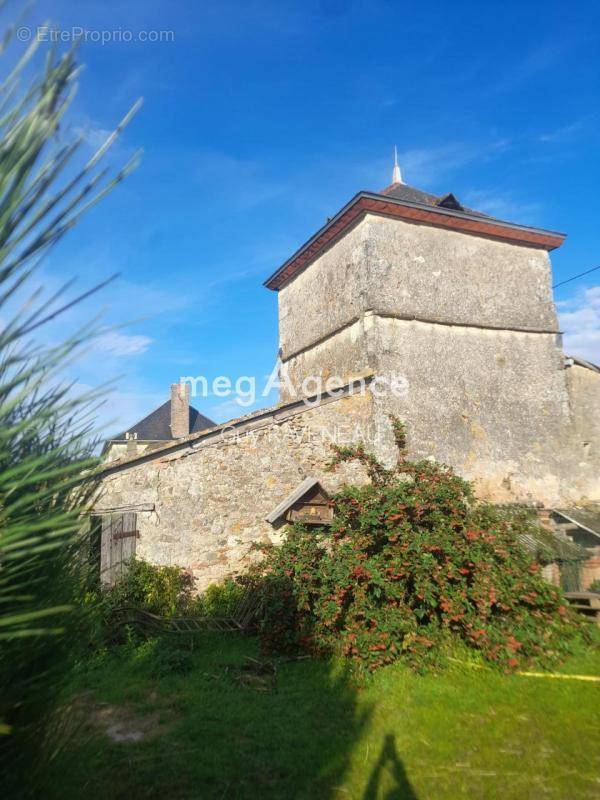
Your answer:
[363,733,418,800]
[51,632,375,800]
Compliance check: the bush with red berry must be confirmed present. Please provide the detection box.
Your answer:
[246,419,584,671]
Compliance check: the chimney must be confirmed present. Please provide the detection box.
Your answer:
[125,431,138,455]
[170,382,190,438]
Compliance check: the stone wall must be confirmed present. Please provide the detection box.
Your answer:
[565,362,600,499]
[360,215,557,331]
[278,214,559,366]
[566,364,600,445]
[582,549,600,590]
[95,388,373,591]
[278,219,371,361]
[371,315,577,504]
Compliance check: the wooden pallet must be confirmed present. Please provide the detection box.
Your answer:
[564,592,600,626]
[110,588,262,639]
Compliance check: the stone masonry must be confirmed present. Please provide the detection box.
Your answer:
[95,384,372,590]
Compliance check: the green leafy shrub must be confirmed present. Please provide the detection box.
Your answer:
[94,565,250,648]
[247,420,582,672]
[589,579,600,594]
[197,579,245,617]
[98,558,196,634]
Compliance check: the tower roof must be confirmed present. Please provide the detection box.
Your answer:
[264,174,566,291]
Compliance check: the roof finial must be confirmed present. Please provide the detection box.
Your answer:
[392,145,403,184]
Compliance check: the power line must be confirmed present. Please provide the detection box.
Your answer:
[552,264,600,289]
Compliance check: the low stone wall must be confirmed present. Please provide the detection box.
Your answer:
[94,389,373,590]
[582,549,600,590]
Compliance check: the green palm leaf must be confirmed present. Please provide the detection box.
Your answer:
[0,17,140,796]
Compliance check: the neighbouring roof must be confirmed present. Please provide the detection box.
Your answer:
[553,506,600,541]
[264,181,566,291]
[518,529,587,565]
[566,355,600,374]
[109,400,215,443]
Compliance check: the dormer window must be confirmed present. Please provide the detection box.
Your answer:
[436,192,464,211]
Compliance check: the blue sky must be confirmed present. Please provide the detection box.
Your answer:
[7,0,600,433]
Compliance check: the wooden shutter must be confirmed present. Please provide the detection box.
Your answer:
[100,512,138,586]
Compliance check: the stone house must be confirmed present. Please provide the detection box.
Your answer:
[93,162,600,590]
[94,380,373,588]
[102,383,215,462]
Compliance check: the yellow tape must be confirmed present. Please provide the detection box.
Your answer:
[516,671,600,682]
[447,657,600,682]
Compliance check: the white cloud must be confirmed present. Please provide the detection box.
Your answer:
[193,150,284,210]
[558,286,600,365]
[46,380,164,445]
[463,188,542,224]
[538,120,585,144]
[73,109,140,162]
[94,330,153,357]
[397,139,510,188]
[74,125,115,151]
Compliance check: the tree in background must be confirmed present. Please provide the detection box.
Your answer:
[0,24,139,796]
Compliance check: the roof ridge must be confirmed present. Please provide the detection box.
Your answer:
[97,374,374,475]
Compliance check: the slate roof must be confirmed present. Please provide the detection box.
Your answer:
[379,182,491,219]
[110,400,216,442]
[380,181,442,207]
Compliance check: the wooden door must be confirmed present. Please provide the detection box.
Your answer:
[100,512,138,586]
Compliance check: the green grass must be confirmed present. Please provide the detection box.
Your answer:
[53,632,600,800]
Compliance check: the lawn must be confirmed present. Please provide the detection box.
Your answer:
[53,632,600,800]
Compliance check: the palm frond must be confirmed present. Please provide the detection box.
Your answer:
[0,18,140,797]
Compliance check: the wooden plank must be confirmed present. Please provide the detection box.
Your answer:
[98,513,137,586]
[100,516,112,586]
[111,515,123,585]
[92,503,155,514]
[565,592,600,609]
[120,512,137,579]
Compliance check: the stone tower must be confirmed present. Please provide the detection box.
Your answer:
[264,161,600,505]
